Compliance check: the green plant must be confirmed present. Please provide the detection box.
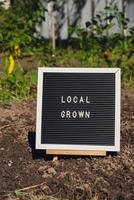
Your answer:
[0,56,37,103]
[14,190,23,198]
[0,0,46,53]
[69,0,130,54]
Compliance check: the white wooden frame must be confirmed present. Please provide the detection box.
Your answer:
[36,68,121,151]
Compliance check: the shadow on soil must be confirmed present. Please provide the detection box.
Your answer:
[28,131,53,160]
[28,131,117,161]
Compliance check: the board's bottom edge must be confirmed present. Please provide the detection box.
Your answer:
[46,149,107,156]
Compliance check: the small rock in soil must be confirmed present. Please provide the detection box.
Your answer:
[40,184,52,194]
[38,166,48,174]
[47,167,56,175]
[52,160,61,167]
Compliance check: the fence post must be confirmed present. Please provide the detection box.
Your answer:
[91,0,95,19]
[122,0,127,37]
[51,12,56,51]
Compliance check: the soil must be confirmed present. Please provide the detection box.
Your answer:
[0,89,134,200]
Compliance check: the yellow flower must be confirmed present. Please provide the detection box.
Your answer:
[14,45,21,57]
[7,55,15,76]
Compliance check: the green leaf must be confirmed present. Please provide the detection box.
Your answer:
[28,70,37,85]
[92,19,98,25]
[85,21,91,28]
[14,190,23,197]
[0,32,3,42]
[105,6,110,10]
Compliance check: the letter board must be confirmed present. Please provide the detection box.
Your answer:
[36,68,120,151]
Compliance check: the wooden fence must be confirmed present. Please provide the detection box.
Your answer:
[41,0,134,40]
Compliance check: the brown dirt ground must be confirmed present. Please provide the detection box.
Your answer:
[0,89,133,200]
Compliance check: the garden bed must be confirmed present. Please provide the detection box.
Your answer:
[0,89,133,200]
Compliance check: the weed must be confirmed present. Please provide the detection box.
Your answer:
[0,55,37,103]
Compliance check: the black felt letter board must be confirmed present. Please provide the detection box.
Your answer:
[41,72,115,146]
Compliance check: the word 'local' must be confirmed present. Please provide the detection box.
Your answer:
[60,96,91,119]
[61,96,90,104]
